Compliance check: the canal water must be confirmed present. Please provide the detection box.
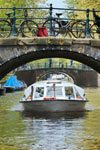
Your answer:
[0,88,100,150]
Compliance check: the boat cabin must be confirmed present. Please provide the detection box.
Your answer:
[23,80,86,101]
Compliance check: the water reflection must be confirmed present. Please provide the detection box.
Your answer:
[22,111,86,120]
[21,111,86,150]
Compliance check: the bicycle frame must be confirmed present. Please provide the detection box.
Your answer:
[4,9,30,36]
[52,14,80,37]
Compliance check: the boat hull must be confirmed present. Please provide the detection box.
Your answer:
[5,87,15,93]
[0,88,6,95]
[5,86,25,93]
[20,100,87,112]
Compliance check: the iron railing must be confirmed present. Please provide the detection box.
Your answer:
[17,62,92,71]
[0,4,99,38]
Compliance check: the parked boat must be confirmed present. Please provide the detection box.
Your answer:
[20,79,88,112]
[0,84,6,95]
[4,76,27,93]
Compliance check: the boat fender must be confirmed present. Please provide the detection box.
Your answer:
[27,96,32,100]
[44,97,50,100]
[44,97,55,100]
[77,96,82,99]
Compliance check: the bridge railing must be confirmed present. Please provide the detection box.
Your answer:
[16,62,93,71]
[0,5,99,38]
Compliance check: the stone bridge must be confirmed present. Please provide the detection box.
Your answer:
[0,37,100,79]
[15,68,98,87]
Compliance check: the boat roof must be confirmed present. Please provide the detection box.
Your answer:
[29,80,83,90]
[24,79,85,99]
[32,80,70,86]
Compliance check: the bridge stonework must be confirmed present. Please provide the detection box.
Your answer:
[15,68,98,87]
[0,37,100,79]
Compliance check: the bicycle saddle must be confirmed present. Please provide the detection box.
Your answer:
[56,13,62,17]
[5,12,12,17]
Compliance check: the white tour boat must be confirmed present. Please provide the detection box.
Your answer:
[20,79,88,112]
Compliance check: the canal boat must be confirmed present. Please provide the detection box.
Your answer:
[0,84,6,96]
[20,79,88,112]
[4,76,27,93]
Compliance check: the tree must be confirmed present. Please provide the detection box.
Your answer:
[63,0,100,10]
[0,0,46,8]
[63,0,100,19]
[0,0,47,20]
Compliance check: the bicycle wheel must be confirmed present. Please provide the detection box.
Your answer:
[90,24,100,39]
[71,21,86,38]
[0,20,12,37]
[20,20,38,37]
[57,27,72,38]
[63,32,72,38]
[42,18,60,36]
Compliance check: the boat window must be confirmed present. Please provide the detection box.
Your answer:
[65,87,74,98]
[74,87,82,99]
[35,87,44,98]
[46,86,62,97]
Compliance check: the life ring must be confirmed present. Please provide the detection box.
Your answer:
[51,97,55,100]
[44,97,55,100]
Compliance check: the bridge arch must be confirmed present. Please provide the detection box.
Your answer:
[0,47,100,80]
[37,70,76,83]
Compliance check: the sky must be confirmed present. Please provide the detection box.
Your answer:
[46,0,67,9]
[46,0,68,14]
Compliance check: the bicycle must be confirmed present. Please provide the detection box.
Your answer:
[0,8,39,38]
[90,9,100,39]
[42,13,86,38]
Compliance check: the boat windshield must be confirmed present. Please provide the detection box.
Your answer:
[35,87,44,98]
[46,86,62,97]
